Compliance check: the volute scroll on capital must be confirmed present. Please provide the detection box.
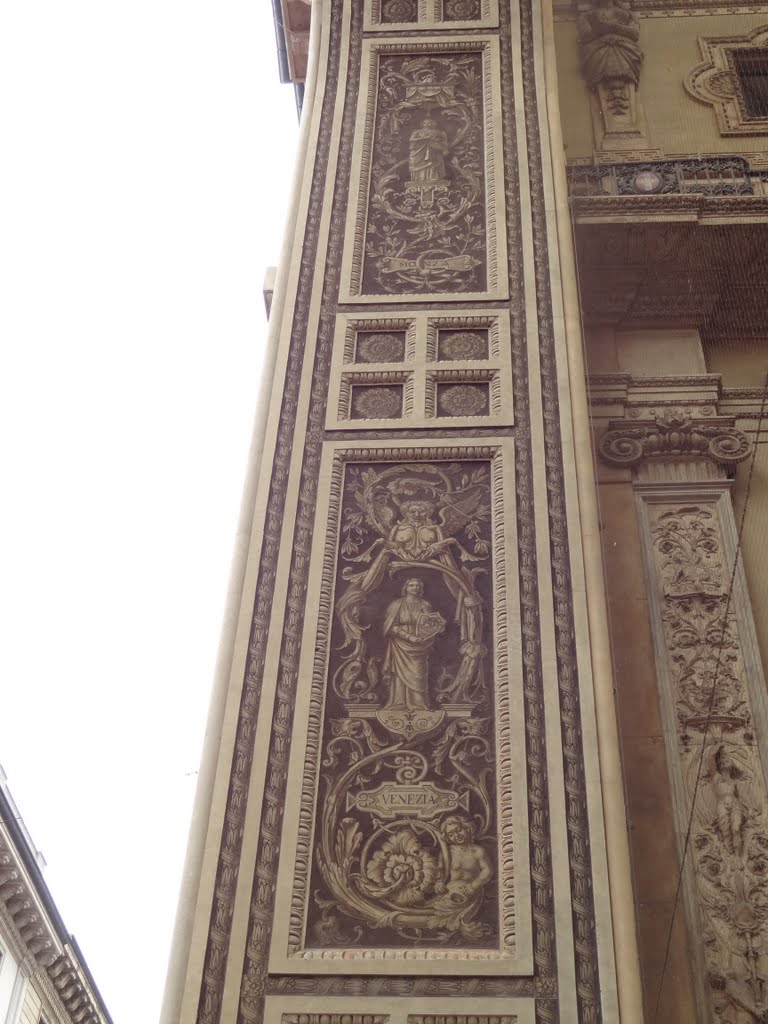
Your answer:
[598,415,752,468]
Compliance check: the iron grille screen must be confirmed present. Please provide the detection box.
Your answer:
[732,48,768,119]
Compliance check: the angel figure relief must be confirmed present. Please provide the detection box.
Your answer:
[335,462,491,726]
[307,462,500,950]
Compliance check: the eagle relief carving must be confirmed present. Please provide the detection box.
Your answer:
[307,461,500,950]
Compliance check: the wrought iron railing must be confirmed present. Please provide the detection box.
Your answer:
[567,157,768,198]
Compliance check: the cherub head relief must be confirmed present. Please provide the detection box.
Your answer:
[441,814,476,845]
[401,499,435,525]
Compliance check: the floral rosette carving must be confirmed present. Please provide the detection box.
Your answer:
[356,332,405,363]
[599,416,752,468]
[439,330,488,360]
[382,0,418,22]
[443,0,481,20]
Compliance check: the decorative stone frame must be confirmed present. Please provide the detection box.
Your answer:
[634,483,768,1022]
[268,438,532,977]
[264,999,534,1024]
[340,35,508,303]
[365,0,499,31]
[327,310,514,429]
[686,25,768,136]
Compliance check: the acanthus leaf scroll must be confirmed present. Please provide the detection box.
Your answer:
[307,461,500,949]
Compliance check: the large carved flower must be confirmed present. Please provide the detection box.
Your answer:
[352,386,402,419]
[438,383,488,417]
[365,829,438,906]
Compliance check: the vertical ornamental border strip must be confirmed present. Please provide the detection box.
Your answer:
[194,3,351,1023]
[496,0,558,1021]
[518,0,602,1020]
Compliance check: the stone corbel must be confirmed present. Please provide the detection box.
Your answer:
[578,0,653,154]
[599,415,752,470]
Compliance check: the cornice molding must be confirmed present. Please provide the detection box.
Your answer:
[599,415,752,467]
[571,193,768,223]
[0,830,62,969]
[0,826,109,1024]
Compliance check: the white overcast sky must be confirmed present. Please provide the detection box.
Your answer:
[0,3,299,1022]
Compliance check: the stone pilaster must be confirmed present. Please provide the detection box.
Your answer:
[601,416,768,1022]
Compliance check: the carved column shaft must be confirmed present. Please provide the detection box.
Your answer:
[602,413,768,1021]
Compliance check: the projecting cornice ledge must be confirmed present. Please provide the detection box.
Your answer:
[599,415,752,468]
[0,833,110,1024]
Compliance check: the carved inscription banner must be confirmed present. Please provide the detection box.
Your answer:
[183,2,625,1021]
[270,443,530,973]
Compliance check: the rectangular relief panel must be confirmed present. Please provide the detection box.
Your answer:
[365,0,500,31]
[326,310,513,429]
[270,440,531,975]
[341,37,507,303]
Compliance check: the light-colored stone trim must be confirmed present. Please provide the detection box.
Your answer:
[539,1,644,1019]
[264,997,534,1024]
[340,35,508,303]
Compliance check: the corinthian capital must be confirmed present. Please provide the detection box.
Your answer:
[578,0,643,91]
[599,416,752,468]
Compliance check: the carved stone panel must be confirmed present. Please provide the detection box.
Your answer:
[269,441,530,975]
[639,490,768,1022]
[341,38,507,303]
[366,0,499,31]
[327,311,513,429]
[263,1000,534,1024]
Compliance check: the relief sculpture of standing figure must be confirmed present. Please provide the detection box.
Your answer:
[383,578,445,709]
[408,118,449,183]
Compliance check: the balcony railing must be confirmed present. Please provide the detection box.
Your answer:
[568,157,768,198]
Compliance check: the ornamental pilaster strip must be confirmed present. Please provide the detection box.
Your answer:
[634,479,768,1022]
[599,416,752,469]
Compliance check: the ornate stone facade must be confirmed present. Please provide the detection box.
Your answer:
[0,774,111,1024]
[638,491,768,1022]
